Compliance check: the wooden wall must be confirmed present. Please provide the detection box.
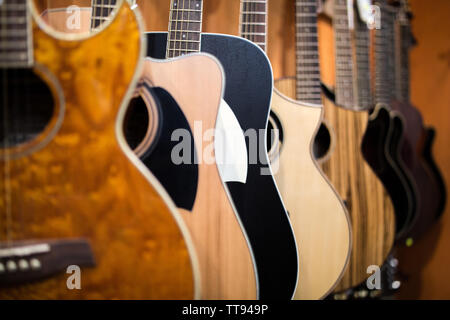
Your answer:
[33,0,450,299]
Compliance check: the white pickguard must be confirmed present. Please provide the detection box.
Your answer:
[215,99,248,184]
[357,0,373,24]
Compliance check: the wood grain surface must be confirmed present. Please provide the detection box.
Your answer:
[317,18,396,292]
[143,56,257,300]
[0,1,197,299]
[271,79,351,299]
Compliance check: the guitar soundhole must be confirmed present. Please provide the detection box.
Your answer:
[313,123,332,160]
[266,111,284,160]
[124,95,150,151]
[0,68,54,148]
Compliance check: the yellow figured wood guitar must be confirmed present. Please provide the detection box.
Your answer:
[268,0,351,300]
[316,1,396,292]
[0,0,198,299]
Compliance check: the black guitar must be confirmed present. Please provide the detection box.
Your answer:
[142,0,298,299]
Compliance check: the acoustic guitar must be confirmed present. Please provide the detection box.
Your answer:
[0,0,198,299]
[374,0,444,242]
[130,0,258,299]
[263,0,351,300]
[316,0,396,292]
[346,0,418,238]
[144,0,299,299]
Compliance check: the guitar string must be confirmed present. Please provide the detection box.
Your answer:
[166,0,172,58]
[175,0,180,57]
[180,0,184,56]
[187,0,190,54]
[251,0,255,44]
[1,0,13,246]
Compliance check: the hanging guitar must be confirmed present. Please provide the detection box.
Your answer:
[265,0,351,300]
[0,0,198,299]
[142,0,299,299]
[316,0,396,293]
[373,0,444,242]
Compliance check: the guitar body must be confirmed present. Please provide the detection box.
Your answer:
[0,3,197,299]
[271,78,351,300]
[361,104,417,237]
[422,127,447,219]
[319,98,396,291]
[141,55,257,299]
[145,32,298,299]
[391,100,443,240]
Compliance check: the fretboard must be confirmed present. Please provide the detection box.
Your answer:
[90,0,118,31]
[354,6,372,109]
[166,0,203,58]
[374,0,397,105]
[333,0,354,108]
[398,16,412,103]
[0,0,32,68]
[239,0,268,52]
[295,0,321,104]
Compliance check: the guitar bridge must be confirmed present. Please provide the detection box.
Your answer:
[0,239,96,287]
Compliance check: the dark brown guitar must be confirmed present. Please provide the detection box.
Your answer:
[374,0,445,242]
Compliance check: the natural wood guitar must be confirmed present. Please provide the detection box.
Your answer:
[139,1,257,299]
[317,1,396,292]
[267,0,351,300]
[143,0,298,299]
[0,0,198,299]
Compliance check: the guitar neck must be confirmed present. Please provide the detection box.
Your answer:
[239,0,268,52]
[295,0,322,104]
[166,0,203,58]
[374,0,397,105]
[354,6,372,109]
[398,3,412,103]
[90,0,117,31]
[0,0,32,68]
[333,0,355,108]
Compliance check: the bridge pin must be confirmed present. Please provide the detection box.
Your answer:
[0,262,5,273]
[6,260,17,272]
[30,258,41,270]
[18,259,29,271]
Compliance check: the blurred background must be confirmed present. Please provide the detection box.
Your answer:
[33,0,450,299]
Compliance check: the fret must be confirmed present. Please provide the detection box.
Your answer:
[0,0,32,67]
[241,32,266,36]
[239,0,267,52]
[241,22,266,26]
[241,11,266,15]
[166,0,203,58]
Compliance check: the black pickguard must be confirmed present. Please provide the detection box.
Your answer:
[139,87,198,211]
[146,32,298,299]
[362,107,417,237]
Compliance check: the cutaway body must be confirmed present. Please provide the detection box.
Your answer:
[319,98,396,291]
[0,2,197,299]
[271,78,351,299]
